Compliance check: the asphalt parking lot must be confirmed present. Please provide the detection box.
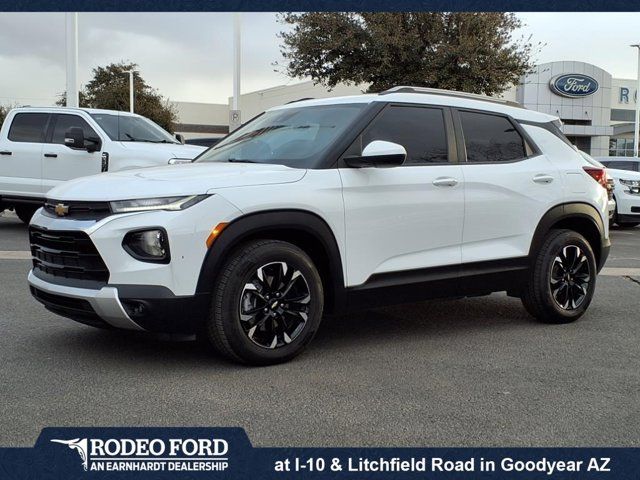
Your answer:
[0,211,638,448]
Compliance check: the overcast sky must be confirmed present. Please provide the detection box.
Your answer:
[0,12,639,106]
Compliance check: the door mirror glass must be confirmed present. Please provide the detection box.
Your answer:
[64,127,85,150]
[344,140,407,168]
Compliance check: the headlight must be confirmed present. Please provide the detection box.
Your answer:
[122,228,170,263]
[619,179,640,194]
[619,179,640,187]
[110,195,209,214]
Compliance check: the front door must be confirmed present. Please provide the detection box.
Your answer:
[41,113,103,193]
[339,104,464,287]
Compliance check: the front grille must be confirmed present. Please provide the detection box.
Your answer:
[29,226,110,283]
[43,199,112,220]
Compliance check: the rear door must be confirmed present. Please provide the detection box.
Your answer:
[339,103,465,287]
[0,112,49,197]
[41,113,103,193]
[456,109,564,264]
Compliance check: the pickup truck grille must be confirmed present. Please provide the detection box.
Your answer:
[29,226,110,283]
[43,200,112,220]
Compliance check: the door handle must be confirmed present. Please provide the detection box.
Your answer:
[432,177,459,187]
[0,151,11,155]
[44,153,58,158]
[533,174,554,184]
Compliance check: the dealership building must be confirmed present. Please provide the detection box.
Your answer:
[180,61,640,158]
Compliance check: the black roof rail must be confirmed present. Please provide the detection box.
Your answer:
[379,86,523,108]
[285,97,315,104]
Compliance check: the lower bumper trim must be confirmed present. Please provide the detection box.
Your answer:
[28,270,144,331]
[28,270,209,334]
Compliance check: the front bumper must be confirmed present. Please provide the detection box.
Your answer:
[27,194,241,332]
[29,270,209,333]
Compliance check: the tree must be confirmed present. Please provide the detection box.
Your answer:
[278,13,538,95]
[57,62,178,132]
[0,103,20,129]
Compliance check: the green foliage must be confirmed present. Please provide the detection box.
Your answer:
[0,103,20,129]
[57,62,178,132]
[279,13,538,96]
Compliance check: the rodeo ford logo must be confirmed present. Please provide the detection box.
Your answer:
[51,437,229,472]
[550,74,599,98]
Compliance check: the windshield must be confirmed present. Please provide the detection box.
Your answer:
[90,113,178,144]
[197,103,366,168]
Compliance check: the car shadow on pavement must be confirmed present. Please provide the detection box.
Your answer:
[37,293,535,368]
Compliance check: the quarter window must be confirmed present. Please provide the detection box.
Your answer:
[361,105,449,164]
[51,114,99,145]
[460,111,527,162]
[8,113,49,143]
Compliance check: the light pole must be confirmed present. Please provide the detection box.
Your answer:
[124,70,136,113]
[230,13,242,131]
[631,44,640,157]
[65,13,79,107]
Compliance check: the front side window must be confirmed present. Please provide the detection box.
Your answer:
[197,104,366,168]
[460,111,526,162]
[359,105,449,164]
[8,113,49,143]
[51,114,99,145]
[90,113,178,144]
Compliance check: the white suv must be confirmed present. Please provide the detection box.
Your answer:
[27,87,611,365]
[595,157,640,228]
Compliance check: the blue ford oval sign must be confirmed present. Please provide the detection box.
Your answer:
[550,74,599,98]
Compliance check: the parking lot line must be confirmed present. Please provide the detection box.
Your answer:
[0,251,31,260]
[600,267,640,277]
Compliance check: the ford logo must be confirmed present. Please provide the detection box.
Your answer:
[550,74,599,98]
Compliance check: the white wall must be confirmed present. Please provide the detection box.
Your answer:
[172,101,228,126]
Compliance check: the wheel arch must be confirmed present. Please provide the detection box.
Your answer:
[529,202,608,271]
[195,209,347,314]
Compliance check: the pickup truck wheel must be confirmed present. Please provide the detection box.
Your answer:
[15,206,38,224]
[203,239,324,365]
[521,229,596,324]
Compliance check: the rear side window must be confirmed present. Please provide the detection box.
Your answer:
[8,113,49,143]
[602,161,639,172]
[361,105,449,164]
[460,111,526,162]
[51,114,99,144]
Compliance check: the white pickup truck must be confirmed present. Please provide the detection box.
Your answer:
[0,106,206,222]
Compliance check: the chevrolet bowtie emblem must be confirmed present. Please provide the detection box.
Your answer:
[54,203,69,217]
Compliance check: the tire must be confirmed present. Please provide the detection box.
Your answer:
[15,206,38,224]
[521,229,597,324]
[202,239,324,365]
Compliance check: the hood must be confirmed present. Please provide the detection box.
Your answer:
[47,162,307,201]
[118,141,206,159]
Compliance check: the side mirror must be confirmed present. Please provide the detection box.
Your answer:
[175,133,185,144]
[64,127,85,150]
[85,136,102,153]
[344,140,406,168]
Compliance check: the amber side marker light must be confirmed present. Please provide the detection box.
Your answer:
[206,222,229,248]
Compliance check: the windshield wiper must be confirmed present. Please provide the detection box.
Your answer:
[227,159,258,163]
[124,134,176,144]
